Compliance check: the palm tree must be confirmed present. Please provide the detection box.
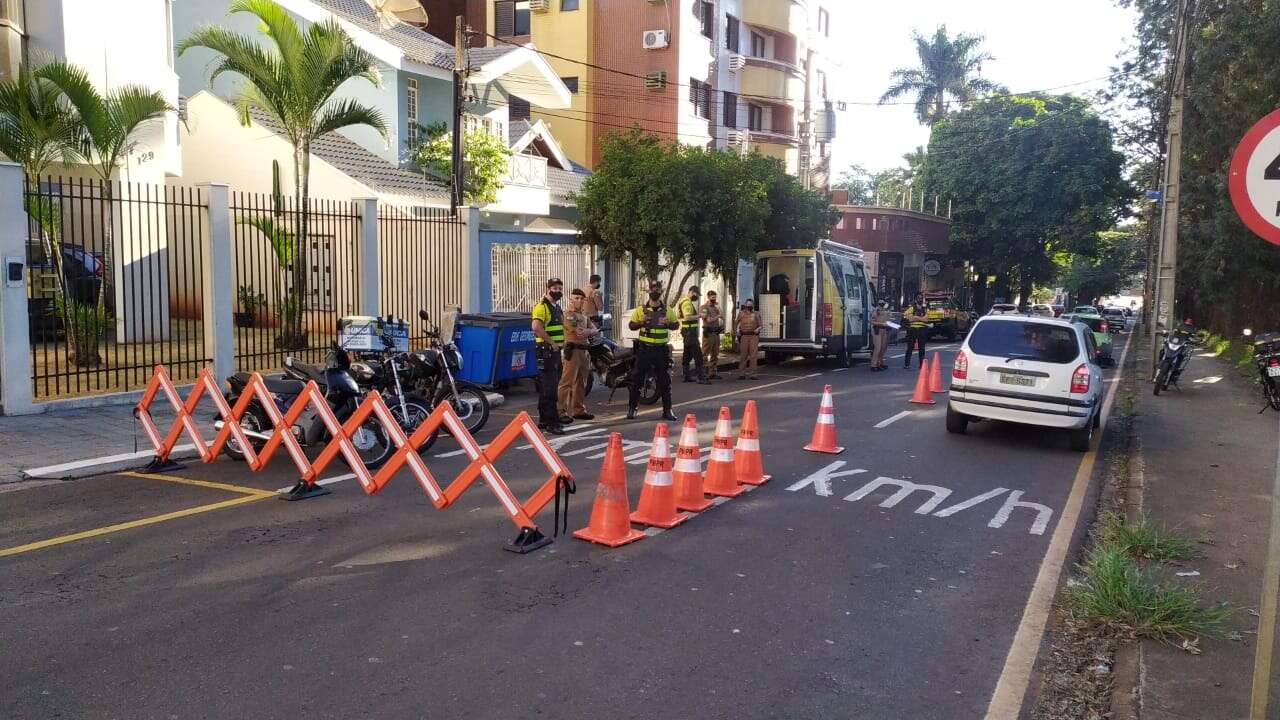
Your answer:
[0,61,80,176]
[178,0,387,348]
[879,25,997,126]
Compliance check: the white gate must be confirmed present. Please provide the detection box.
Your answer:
[491,243,593,311]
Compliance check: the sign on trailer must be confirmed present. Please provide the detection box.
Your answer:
[1229,108,1280,246]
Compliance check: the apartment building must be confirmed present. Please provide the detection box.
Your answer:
[427,1,835,185]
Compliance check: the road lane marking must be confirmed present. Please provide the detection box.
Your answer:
[122,471,276,498]
[983,329,1133,719]
[24,443,198,479]
[874,411,912,429]
[0,494,269,558]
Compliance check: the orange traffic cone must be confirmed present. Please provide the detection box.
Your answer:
[630,423,690,528]
[909,358,936,405]
[929,352,945,393]
[704,406,747,497]
[674,414,713,512]
[735,400,771,485]
[573,433,645,547]
[804,384,846,455]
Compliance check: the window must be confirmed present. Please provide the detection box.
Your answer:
[747,104,763,131]
[495,0,530,37]
[726,15,739,52]
[855,217,863,230]
[509,95,530,120]
[406,78,418,136]
[697,1,714,39]
[561,0,579,9]
[969,320,1082,364]
[750,31,766,58]
[689,79,710,119]
[562,76,579,94]
[818,7,830,36]
[722,91,737,128]
[871,218,879,230]
[816,69,827,100]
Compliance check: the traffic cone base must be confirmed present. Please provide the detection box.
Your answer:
[929,352,945,393]
[804,384,846,454]
[630,423,691,528]
[909,359,936,405]
[573,433,646,547]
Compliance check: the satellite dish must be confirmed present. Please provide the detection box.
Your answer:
[365,0,428,30]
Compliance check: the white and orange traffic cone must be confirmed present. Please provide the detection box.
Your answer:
[674,414,713,512]
[629,423,690,528]
[928,351,945,393]
[704,406,746,498]
[734,400,771,485]
[573,433,646,547]
[803,384,846,455]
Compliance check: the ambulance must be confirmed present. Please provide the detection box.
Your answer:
[754,240,875,366]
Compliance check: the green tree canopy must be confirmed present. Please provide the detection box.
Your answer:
[879,25,999,126]
[923,94,1130,305]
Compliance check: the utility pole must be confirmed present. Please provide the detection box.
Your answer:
[798,47,814,189]
[451,14,466,214]
[1150,0,1191,362]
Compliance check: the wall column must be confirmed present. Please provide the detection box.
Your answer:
[464,206,483,313]
[356,198,380,317]
[0,162,35,415]
[200,183,236,385]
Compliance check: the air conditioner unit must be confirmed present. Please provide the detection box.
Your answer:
[642,29,669,50]
[529,0,551,10]
[726,53,746,72]
[645,71,668,90]
[727,130,747,146]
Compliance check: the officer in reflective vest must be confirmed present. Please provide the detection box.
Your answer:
[678,285,709,384]
[627,280,680,421]
[531,278,567,435]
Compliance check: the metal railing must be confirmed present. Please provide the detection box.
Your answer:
[229,191,362,374]
[377,205,466,343]
[491,243,592,312]
[25,176,210,400]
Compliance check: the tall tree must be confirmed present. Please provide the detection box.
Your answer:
[879,25,998,125]
[923,94,1129,308]
[833,163,874,204]
[179,0,387,348]
[0,61,80,176]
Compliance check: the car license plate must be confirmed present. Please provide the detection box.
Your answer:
[1268,365,1280,378]
[1000,374,1036,387]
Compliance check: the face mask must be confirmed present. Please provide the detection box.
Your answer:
[649,291,662,302]
[549,290,563,302]
[745,305,754,312]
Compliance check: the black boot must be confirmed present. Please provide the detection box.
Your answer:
[626,407,638,420]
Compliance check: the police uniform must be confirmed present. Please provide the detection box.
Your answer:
[700,301,723,378]
[678,295,706,382]
[629,302,678,414]
[532,296,565,428]
[903,301,930,369]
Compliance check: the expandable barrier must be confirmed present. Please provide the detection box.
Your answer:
[134,365,574,553]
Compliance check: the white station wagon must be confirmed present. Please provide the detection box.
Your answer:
[946,315,1104,451]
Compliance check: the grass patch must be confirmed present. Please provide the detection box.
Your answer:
[1066,545,1232,644]
[1100,513,1199,562]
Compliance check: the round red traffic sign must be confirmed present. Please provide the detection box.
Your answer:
[1229,108,1280,246]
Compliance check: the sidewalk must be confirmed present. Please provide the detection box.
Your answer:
[1123,336,1280,717]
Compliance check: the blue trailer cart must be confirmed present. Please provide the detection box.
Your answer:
[453,312,539,387]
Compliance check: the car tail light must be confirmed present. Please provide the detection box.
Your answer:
[1100,321,1108,333]
[821,303,833,336]
[1270,358,1279,368]
[953,350,968,380]
[1070,363,1090,394]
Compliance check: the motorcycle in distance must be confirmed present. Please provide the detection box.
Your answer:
[1153,327,1197,396]
[1243,328,1280,412]
[582,329,666,406]
[217,346,415,472]
[402,310,491,448]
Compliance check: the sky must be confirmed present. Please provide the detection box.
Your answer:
[827,0,1138,177]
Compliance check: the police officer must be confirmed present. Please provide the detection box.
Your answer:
[678,285,708,384]
[531,278,567,435]
[903,293,930,369]
[627,280,679,421]
[585,274,605,327]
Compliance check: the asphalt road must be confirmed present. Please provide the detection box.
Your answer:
[0,341,1122,719]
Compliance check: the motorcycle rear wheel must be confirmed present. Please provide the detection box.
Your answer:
[1265,376,1280,411]
[223,404,270,461]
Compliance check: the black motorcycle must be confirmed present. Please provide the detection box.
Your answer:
[404,310,490,437]
[1246,329,1280,412]
[219,346,412,470]
[581,334,665,405]
[1153,329,1196,395]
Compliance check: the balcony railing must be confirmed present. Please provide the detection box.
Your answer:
[504,153,548,188]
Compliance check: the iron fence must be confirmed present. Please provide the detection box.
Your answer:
[491,243,593,312]
[24,176,210,400]
[229,192,362,374]
[377,205,466,344]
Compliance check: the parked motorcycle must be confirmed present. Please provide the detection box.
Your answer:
[218,346,414,470]
[1244,329,1280,412]
[404,310,490,437]
[581,333,666,405]
[1153,328,1196,395]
